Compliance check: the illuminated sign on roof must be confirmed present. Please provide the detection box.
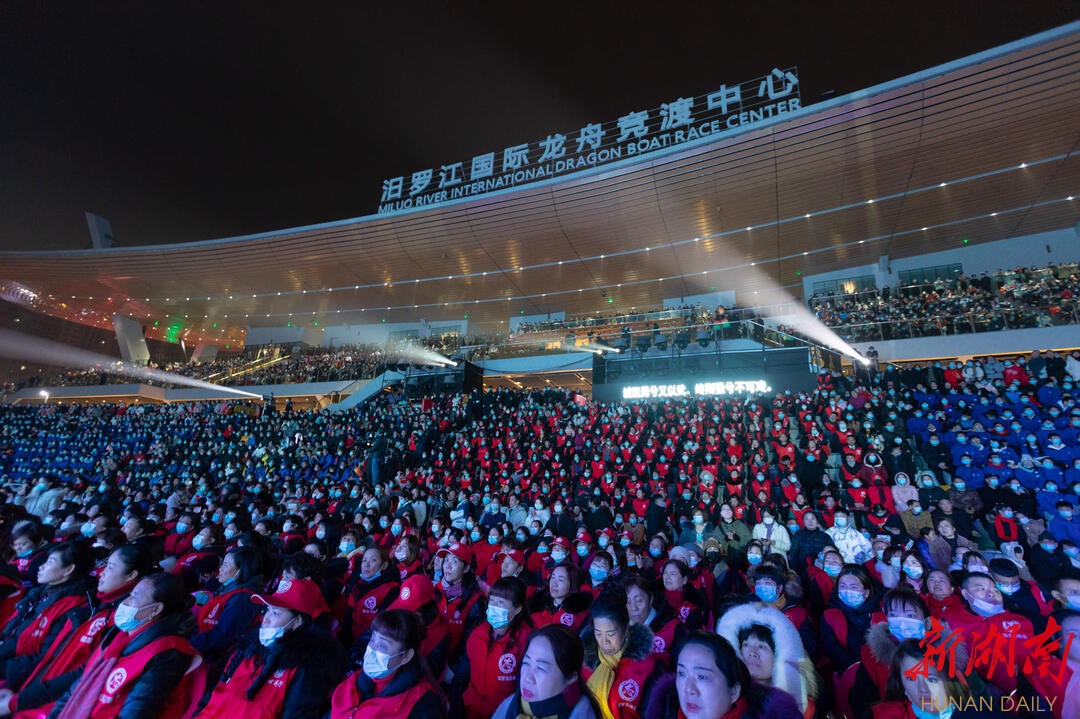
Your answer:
[378,67,800,214]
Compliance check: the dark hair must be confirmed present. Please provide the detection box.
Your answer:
[882,588,928,619]
[490,576,528,609]
[111,544,154,579]
[988,558,1019,579]
[837,564,875,594]
[281,552,321,581]
[590,587,630,630]
[395,534,421,563]
[527,624,585,680]
[736,623,776,653]
[664,559,689,579]
[549,563,584,594]
[143,573,195,615]
[884,639,971,705]
[226,546,263,585]
[11,520,45,546]
[371,608,426,652]
[752,565,788,588]
[673,630,751,696]
[47,538,93,580]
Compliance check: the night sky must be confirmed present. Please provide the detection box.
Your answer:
[1,1,1076,252]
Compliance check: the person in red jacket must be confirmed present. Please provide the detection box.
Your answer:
[328,609,446,719]
[191,546,263,685]
[948,572,1035,695]
[388,574,451,681]
[197,577,345,719]
[582,588,663,719]
[46,573,202,719]
[871,638,988,719]
[0,544,154,717]
[528,563,593,632]
[459,577,532,719]
[345,546,400,645]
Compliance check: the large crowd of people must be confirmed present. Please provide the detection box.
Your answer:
[0,345,1079,719]
[812,264,1079,343]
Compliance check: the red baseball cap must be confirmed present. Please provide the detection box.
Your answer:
[251,578,328,618]
[389,574,435,612]
[436,542,473,564]
[550,537,572,551]
[496,549,526,568]
[574,531,593,545]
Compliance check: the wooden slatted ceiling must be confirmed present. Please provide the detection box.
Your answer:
[1,30,1078,340]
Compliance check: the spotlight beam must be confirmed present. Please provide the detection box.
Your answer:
[0,328,263,399]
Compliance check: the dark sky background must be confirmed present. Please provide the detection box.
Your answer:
[1,1,1077,252]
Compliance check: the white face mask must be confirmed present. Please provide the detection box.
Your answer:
[363,645,406,679]
[259,616,296,647]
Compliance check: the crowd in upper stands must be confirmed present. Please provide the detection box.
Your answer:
[812,264,1079,343]
[1,342,1080,719]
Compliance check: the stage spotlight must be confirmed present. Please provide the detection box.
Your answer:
[675,332,690,351]
[696,331,710,348]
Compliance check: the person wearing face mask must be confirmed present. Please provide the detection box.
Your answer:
[825,511,873,564]
[278,515,308,555]
[198,577,344,719]
[987,557,1053,630]
[434,542,487,673]
[344,546,400,646]
[328,609,445,719]
[7,521,50,589]
[528,564,593,633]
[871,639,990,719]
[164,512,198,562]
[47,574,202,719]
[0,540,94,687]
[191,546,265,686]
[175,525,226,593]
[392,536,424,582]
[455,577,531,719]
[546,502,577,540]
[387,574,450,681]
[849,589,933,709]
[949,572,1034,694]
[1027,531,1070,587]
[820,564,880,673]
[0,545,154,718]
[749,565,818,663]
[1049,501,1080,545]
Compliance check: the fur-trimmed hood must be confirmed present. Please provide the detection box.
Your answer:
[583,622,654,669]
[716,602,817,711]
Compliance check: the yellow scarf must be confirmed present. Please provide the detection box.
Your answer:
[586,648,623,719]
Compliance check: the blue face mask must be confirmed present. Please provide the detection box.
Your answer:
[589,566,609,585]
[747,553,763,566]
[470,531,481,542]
[824,564,842,577]
[486,604,513,630]
[649,547,663,559]
[390,525,402,536]
[755,583,780,603]
[839,588,865,608]
[888,616,927,641]
[576,544,590,557]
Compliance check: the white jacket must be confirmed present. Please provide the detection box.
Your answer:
[826,526,872,563]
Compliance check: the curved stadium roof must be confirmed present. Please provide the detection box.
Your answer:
[2,22,1078,348]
